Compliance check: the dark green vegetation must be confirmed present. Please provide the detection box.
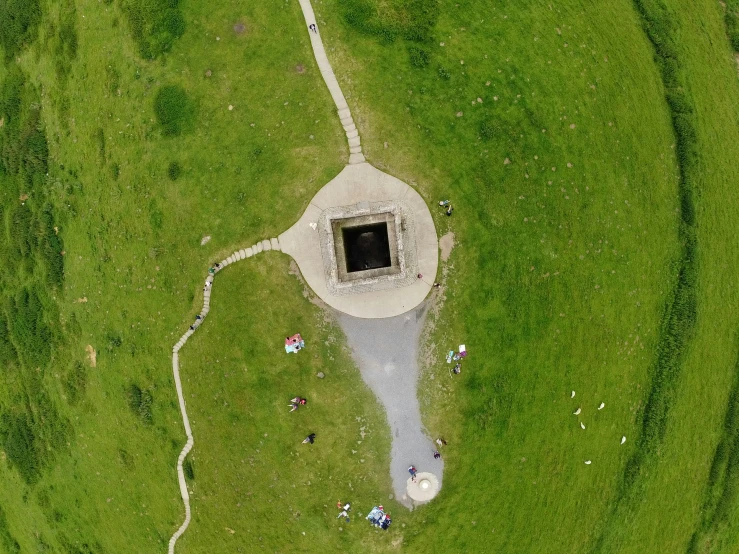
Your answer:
[120,0,185,59]
[0,0,41,61]
[153,84,193,136]
[0,0,738,552]
[725,0,739,52]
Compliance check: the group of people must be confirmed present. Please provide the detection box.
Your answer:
[366,506,392,529]
[439,199,454,216]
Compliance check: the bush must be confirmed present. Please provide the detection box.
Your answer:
[127,384,153,424]
[0,0,42,60]
[480,121,499,140]
[341,0,439,44]
[120,0,186,59]
[408,46,430,68]
[154,85,193,136]
[0,413,39,484]
[63,361,87,406]
[183,457,194,480]
[167,161,181,181]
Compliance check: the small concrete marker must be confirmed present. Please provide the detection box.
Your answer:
[580,422,586,430]
[573,408,581,415]
[571,390,576,398]
[585,460,592,465]
[621,436,627,445]
[598,402,605,410]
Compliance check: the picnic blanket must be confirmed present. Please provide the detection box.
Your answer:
[366,506,392,529]
[285,333,305,354]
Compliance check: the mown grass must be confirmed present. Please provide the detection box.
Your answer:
[0,0,738,552]
[318,0,739,551]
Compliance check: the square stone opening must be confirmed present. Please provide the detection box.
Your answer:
[331,212,400,283]
[342,222,391,272]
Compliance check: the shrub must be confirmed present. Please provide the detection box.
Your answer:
[437,65,451,80]
[0,412,40,484]
[408,46,430,68]
[120,0,186,59]
[63,361,87,406]
[153,85,193,136]
[0,506,20,553]
[183,457,194,480]
[480,121,498,140]
[0,0,42,60]
[127,384,153,424]
[167,161,181,181]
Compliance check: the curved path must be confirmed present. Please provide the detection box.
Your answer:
[168,1,432,550]
[297,0,365,164]
[168,239,281,553]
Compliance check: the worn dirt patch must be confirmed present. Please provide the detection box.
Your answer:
[233,21,248,35]
[295,64,305,74]
[74,297,88,303]
[439,232,455,262]
[86,345,97,368]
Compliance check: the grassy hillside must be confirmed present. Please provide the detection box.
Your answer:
[0,0,737,552]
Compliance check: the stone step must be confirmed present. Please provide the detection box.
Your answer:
[245,247,253,257]
[262,239,272,251]
[348,152,366,165]
[343,123,356,133]
[349,145,363,154]
[340,116,354,126]
[346,129,359,139]
[338,107,351,120]
[348,136,361,148]
[270,237,281,251]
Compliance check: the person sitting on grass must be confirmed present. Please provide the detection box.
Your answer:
[289,397,307,412]
[302,433,316,444]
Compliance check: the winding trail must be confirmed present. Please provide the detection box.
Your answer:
[168,1,425,550]
[168,240,281,554]
[297,0,365,164]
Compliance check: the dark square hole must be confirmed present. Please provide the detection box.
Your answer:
[342,222,392,273]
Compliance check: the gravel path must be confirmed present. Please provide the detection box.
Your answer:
[336,302,443,507]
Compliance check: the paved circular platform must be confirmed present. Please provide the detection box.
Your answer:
[279,163,438,318]
[406,472,440,502]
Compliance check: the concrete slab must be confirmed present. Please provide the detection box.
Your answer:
[256,242,263,253]
[262,239,272,251]
[245,247,253,257]
[349,145,363,154]
[348,136,361,148]
[348,153,366,165]
[343,123,356,133]
[338,107,351,120]
[280,163,437,318]
[270,238,281,251]
[346,129,359,139]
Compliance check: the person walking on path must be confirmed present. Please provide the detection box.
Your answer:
[408,465,417,481]
[309,23,317,33]
[433,450,441,460]
[302,433,316,444]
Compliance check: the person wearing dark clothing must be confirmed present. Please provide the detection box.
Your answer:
[302,433,316,444]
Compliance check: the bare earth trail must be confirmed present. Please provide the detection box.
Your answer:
[336,303,444,508]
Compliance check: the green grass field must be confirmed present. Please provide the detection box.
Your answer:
[1,0,738,552]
